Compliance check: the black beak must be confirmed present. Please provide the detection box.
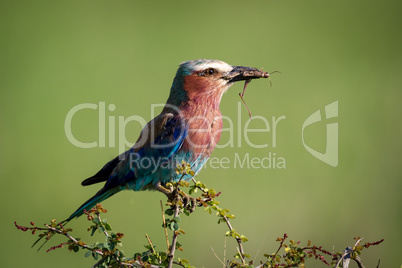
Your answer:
[224,66,269,83]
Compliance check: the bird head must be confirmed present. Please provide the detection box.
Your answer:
[167,59,269,109]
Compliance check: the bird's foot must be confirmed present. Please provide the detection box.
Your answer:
[179,190,196,213]
[155,182,196,213]
[155,182,176,200]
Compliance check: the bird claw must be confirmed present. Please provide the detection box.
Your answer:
[155,182,196,213]
[181,192,196,213]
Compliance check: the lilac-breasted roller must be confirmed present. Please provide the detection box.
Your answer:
[66,59,269,221]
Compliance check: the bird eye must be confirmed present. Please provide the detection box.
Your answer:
[198,68,217,76]
[206,68,216,75]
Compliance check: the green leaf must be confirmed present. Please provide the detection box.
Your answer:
[144,245,153,251]
[101,242,110,251]
[90,226,97,236]
[165,209,174,216]
[209,188,216,196]
[85,251,92,258]
[275,255,281,262]
[93,252,99,260]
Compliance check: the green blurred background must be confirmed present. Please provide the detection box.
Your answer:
[1,0,401,267]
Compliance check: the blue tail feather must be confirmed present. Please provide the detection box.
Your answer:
[65,187,121,222]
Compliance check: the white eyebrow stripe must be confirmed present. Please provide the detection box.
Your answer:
[191,61,233,73]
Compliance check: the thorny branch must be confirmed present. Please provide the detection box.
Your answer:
[15,168,384,268]
[333,237,384,268]
[191,178,247,266]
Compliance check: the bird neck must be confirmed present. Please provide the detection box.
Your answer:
[166,75,227,111]
[179,101,223,159]
[163,76,225,158]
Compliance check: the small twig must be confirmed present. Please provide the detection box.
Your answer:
[335,238,365,268]
[273,234,286,260]
[224,215,245,265]
[178,172,186,183]
[226,222,245,264]
[91,257,106,268]
[43,224,102,254]
[211,246,225,267]
[256,233,288,268]
[160,200,170,250]
[40,224,137,267]
[223,236,227,268]
[97,213,108,236]
[354,237,364,247]
[145,233,155,254]
[334,250,350,268]
[172,261,185,268]
[167,203,181,268]
[236,247,244,264]
[191,178,246,266]
[354,255,365,268]
[352,238,365,268]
